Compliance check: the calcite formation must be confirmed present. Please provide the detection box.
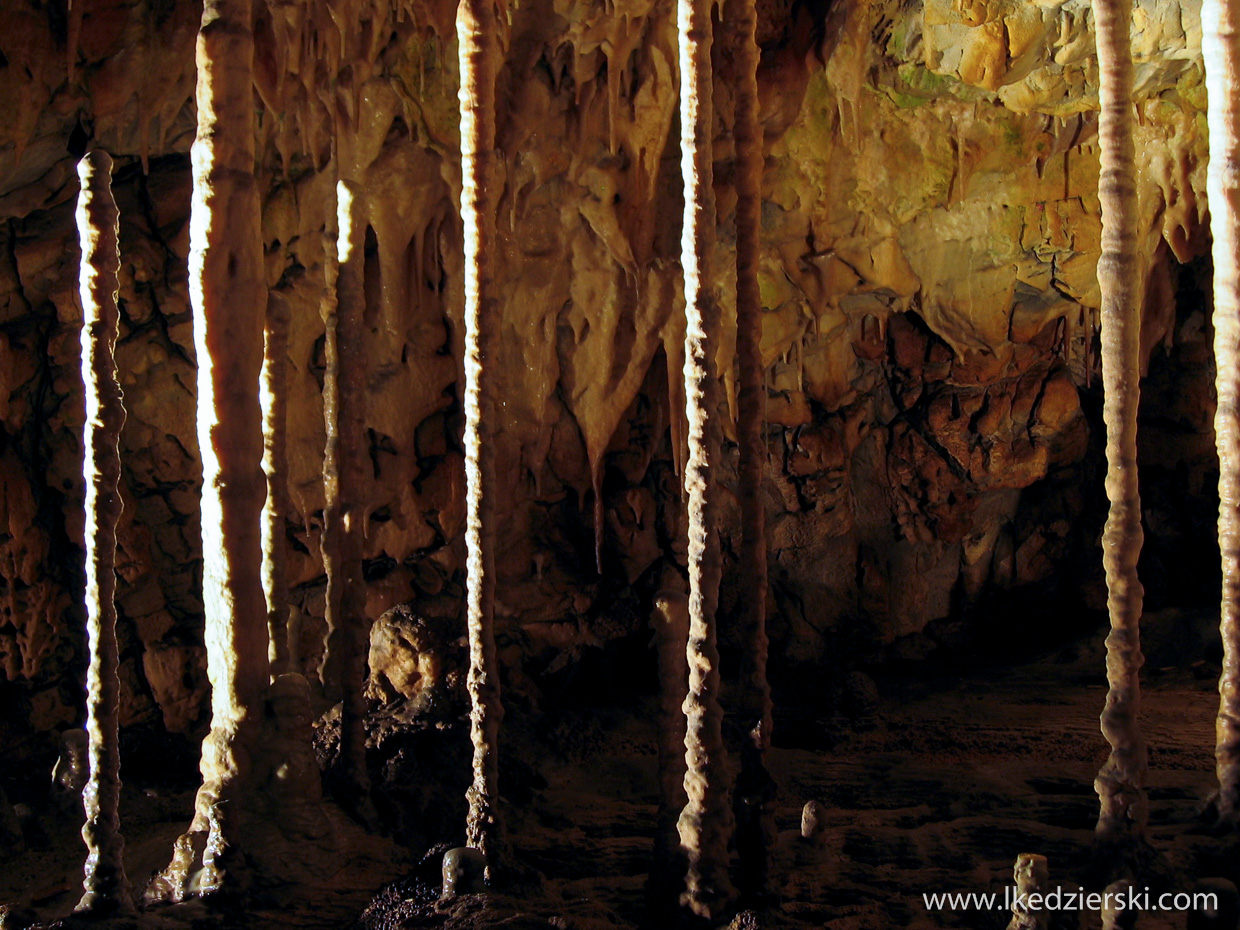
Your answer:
[0,0,1222,897]
[1205,0,1240,823]
[1091,0,1150,856]
[74,150,131,915]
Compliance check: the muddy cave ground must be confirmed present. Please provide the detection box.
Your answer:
[0,599,1232,930]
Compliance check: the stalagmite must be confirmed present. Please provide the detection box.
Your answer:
[1007,854,1049,930]
[675,0,737,914]
[74,150,132,916]
[1204,0,1240,825]
[148,0,270,898]
[261,290,292,677]
[457,0,504,875]
[326,181,372,803]
[1090,0,1149,855]
[726,0,775,897]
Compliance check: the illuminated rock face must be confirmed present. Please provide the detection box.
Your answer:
[0,0,1218,767]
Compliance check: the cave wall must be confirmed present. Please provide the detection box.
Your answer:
[0,0,1217,765]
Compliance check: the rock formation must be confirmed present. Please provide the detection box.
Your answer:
[457,0,504,876]
[674,0,737,917]
[1205,0,1240,825]
[726,0,776,898]
[1090,0,1150,858]
[327,179,374,804]
[74,149,132,916]
[148,0,271,898]
[261,287,292,678]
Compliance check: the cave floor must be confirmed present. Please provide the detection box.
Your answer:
[3,608,1230,930]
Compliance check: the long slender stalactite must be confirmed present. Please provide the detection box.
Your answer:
[458,0,504,876]
[74,150,132,916]
[726,0,775,898]
[261,289,292,678]
[675,0,737,915]
[331,180,372,804]
[1090,0,1149,858]
[1205,0,1240,824]
[149,0,270,898]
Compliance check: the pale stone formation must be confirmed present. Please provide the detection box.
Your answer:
[74,149,132,916]
[147,0,270,900]
[1203,0,1240,824]
[674,0,737,916]
[458,0,504,877]
[261,289,292,678]
[800,800,828,846]
[1090,0,1149,857]
[1006,853,1048,930]
[440,847,486,899]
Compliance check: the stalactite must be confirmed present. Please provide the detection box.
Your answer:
[725,0,775,899]
[458,0,504,876]
[675,0,736,914]
[1090,0,1149,857]
[148,0,270,899]
[1204,0,1240,826]
[329,180,373,805]
[74,150,132,917]
[262,289,292,678]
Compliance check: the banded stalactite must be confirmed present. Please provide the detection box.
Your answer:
[457,0,504,876]
[1204,0,1240,824]
[148,0,270,899]
[74,150,132,916]
[1090,0,1149,858]
[327,180,372,805]
[262,288,292,678]
[675,0,737,915]
[726,0,776,898]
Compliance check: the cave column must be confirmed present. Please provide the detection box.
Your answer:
[74,150,133,916]
[725,0,776,898]
[1205,0,1240,823]
[148,0,270,898]
[676,0,737,915]
[322,179,373,806]
[1090,0,1149,858]
[261,289,292,678]
[457,0,504,876]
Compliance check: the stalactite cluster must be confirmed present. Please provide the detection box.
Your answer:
[32,0,1240,925]
[1090,0,1149,858]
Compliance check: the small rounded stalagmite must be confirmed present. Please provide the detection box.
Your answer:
[440,847,487,900]
[1007,853,1048,930]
